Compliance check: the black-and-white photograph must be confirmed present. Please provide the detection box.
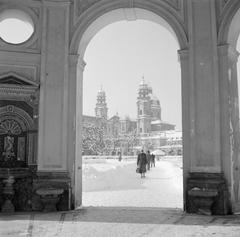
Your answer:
[0,0,240,236]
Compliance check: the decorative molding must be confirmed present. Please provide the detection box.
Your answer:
[42,0,71,7]
[0,0,42,7]
[0,64,39,83]
[73,0,99,20]
[0,72,39,86]
[0,86,38,98]
[178,49,189,62]
[72,0,187,27]
[0,106,35,131]
[0,119,22,135]
[0,73,39,108]
[165,0,184,11]
[218,0,231,15]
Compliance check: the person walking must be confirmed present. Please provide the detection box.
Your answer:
[146,150,151,171]
[151,153,155,167]
[137,150,147,178]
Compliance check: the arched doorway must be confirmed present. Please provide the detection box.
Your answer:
[81,19,183,208]
[69,4,189,209]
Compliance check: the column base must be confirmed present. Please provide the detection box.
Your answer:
[186,172,231,215]
[36,188,63,212]
[33,171,71,212]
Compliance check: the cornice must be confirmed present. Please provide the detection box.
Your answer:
[0,84,38,97]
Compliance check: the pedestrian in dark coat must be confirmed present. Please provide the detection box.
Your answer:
[146,150,151,170]
[137,150,147,178]
[151,153,155,167]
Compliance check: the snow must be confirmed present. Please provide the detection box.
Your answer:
[83,156,183,208]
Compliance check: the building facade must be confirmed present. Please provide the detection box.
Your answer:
[83,81,179,155]
[137,79,175,135]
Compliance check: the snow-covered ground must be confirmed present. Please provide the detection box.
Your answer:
[82,156,183,208]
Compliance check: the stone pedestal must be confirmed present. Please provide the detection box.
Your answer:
[1,176,15,213]
[33,172,71,211]
[36,188,63,212]
[186,173,231,215]
[0,168,33,212]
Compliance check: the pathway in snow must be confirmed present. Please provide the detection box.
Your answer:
[82,157,183,208]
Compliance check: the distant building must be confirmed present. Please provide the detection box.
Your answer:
[82,87,137,155]
[136,78,175,135]
[107,114,121,138]
[159,130,182,155]
[83,79,182,155]
[136,78,178,153]
[120,116,137,135]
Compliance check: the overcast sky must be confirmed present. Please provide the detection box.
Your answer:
[83,20,182,129]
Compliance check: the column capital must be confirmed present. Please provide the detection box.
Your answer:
[218,44,239,64]
[69,55,86,71]
[78,57,86,71]
[178,49,189,62]
[69,54,79,67]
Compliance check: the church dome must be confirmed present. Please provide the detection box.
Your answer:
[150,94,161,106]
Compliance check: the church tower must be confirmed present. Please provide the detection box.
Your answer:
[137,78,151,135]
[95,87,108,120]
[150,94,161,121]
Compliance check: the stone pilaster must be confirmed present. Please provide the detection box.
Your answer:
[218,44,240,212]
[73,57,86,208]
[178,49,190,211]
[187,0,221,172]
[36,0,71,211]
[185,0,229,214]
[38,0,71,172]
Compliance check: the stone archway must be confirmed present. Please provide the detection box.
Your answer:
[0,0,237,214]
[69,2,189,209]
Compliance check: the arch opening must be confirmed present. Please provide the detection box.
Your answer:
[74,7,186,209]
[76,8,181,58]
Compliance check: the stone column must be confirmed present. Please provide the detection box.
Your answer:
[218,44,240,212]
[67,54,86,208]
[35,0,71,211]
[74,58,86,208]
[186,0,229,214]
[178,49,190,211]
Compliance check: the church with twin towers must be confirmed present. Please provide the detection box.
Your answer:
[83,78,177,154]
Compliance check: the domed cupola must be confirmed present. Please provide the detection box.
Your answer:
[150,94,161,120]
